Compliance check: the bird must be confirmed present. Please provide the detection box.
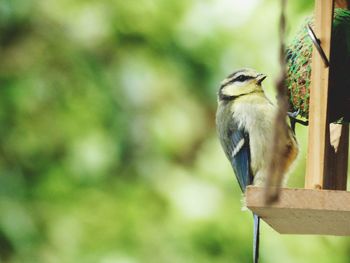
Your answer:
[286,8,350,125]
[216,68,298,263]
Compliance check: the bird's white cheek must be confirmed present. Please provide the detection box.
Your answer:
[221,85,238,97]
[222,83,253,97]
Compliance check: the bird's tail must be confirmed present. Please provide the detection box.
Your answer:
[253,213,260,263]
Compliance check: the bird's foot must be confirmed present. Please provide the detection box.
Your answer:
[287,110,309,133]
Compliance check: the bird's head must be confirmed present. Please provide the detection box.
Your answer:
[218,68,267,101]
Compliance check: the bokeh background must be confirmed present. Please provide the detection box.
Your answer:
[1,0,350,262]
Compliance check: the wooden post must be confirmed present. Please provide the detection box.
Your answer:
[306,0,349,190]
[326,124,349,190]
[333,0,350,192]
[305,0,335,189]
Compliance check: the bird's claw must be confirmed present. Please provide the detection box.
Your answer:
[287,110,309,133]
[287,109,300,119]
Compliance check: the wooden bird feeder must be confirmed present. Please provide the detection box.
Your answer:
[246,0,350,235]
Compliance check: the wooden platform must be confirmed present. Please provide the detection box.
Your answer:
[246,186,350,236]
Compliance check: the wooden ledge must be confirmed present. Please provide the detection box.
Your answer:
[246,186,350,236]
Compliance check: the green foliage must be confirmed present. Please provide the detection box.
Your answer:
[0,1,349,263]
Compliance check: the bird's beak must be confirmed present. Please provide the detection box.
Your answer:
[256,74,267,85]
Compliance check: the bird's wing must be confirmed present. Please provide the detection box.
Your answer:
[227,126,252,192]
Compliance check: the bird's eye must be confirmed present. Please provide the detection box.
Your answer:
[235,75,249,82]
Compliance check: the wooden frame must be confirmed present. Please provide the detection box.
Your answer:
[246,0,350,235]
[305,0,335,190]
[306,0,349,191]
[247,187,350,235]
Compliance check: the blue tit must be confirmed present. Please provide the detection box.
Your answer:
[216,68,298,263]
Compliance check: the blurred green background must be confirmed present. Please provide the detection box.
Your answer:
[1,0,350,262]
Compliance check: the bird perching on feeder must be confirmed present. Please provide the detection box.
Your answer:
[217,1,350,262]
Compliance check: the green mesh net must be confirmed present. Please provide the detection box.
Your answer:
[286,8,350,124]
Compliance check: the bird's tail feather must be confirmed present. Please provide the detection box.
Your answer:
[253,213,260,263]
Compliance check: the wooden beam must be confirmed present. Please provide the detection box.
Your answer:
[326,124,349,190]
[246,186,350,235]
[305,0,335,189]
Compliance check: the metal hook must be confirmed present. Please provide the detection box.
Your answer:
[307,24,330,67]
